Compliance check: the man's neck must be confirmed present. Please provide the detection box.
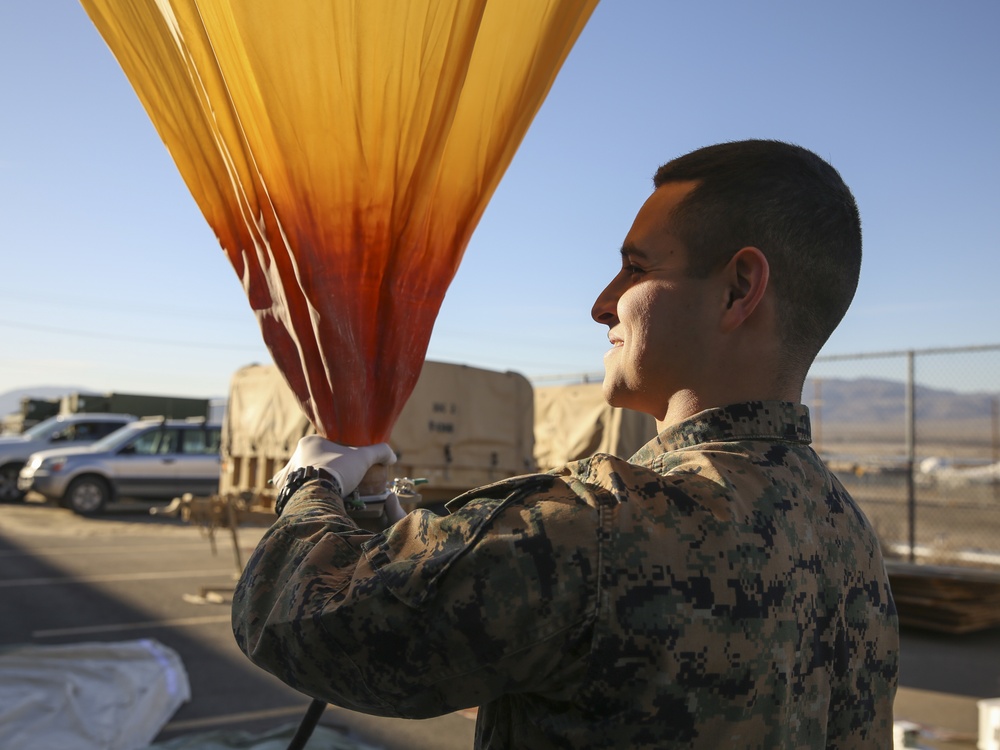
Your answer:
[655,385,804,433]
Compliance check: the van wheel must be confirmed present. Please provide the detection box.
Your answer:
[66,476,111,516]
[0,463,25,503]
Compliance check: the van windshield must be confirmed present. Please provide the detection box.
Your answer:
[21,417,63,441]
[90,423,148,452]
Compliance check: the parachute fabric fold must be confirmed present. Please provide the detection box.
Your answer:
[78,0,598,444]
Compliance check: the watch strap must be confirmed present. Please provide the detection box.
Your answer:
[274,465,342,516]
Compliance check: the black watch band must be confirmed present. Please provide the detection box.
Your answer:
[274,466,342,516]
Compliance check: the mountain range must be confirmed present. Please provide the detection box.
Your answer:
[1,377,995,428]
[801,377,996,423]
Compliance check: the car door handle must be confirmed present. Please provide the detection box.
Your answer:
[161,458,177,464]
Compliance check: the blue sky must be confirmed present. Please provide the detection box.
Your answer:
[1,1,998,402]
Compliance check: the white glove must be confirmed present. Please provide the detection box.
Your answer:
[272,435,397,497]
[382,492,407,524]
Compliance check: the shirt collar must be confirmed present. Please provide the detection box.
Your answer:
[631,401,812,462]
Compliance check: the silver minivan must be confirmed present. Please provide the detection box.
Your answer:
[0,413,136,502]
[20,417,222,516]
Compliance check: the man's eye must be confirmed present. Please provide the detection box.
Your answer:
[626,264,645,276]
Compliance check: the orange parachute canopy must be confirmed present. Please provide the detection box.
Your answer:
[80,0,598,445]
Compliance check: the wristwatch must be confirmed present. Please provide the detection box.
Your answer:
[274,465,342,516]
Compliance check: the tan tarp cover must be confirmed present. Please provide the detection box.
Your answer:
[533,383,657,470]
[222,361,535,503]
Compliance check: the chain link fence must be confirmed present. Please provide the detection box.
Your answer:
[804,344,1000,570]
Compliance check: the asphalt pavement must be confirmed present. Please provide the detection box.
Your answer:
[0,496,474,749]
[2,495,998,749]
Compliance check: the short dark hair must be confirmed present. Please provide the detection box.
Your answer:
[654,139,862,372]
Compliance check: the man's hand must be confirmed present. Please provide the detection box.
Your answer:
[273,436,397,497]
[382,492,407,524]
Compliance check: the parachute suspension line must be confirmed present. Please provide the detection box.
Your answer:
[285,698,326,750]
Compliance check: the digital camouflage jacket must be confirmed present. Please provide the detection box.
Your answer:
[232,401,899,749]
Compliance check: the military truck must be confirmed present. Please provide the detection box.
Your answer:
[62,392,211,421]
[221,361,537,509]
[2,392,213,436]
[1,397,61,435]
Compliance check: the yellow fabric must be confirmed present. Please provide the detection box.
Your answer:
[80,0,598,443]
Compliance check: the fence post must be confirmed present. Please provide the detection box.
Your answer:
[906,350,916,564]
[813,378,823,454]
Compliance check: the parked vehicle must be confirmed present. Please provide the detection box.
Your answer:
[19,417,222,516]
[0,413,136,502]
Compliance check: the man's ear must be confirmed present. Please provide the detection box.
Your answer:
[720,246,769,332]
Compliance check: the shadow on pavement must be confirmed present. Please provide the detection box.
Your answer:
[0,501,474,749]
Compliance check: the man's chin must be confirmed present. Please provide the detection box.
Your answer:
[601,379,626,408]
[602,380,662,421]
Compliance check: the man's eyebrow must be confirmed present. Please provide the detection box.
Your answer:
[620,243,649,260]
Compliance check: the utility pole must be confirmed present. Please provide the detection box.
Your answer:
[905,351,916,564]
[992,396,999,502]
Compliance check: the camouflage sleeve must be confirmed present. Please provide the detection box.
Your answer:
[231,475,600,718]
[821,562,899,747]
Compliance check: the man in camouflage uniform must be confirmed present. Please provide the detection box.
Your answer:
[233,140,899,748]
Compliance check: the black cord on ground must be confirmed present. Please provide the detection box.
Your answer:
[286,698,327,750]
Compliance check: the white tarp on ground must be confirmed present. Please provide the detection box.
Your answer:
[0,638,190,750]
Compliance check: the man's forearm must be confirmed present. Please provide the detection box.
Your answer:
[232,485,378,699]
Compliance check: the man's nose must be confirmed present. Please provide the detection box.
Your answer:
[591,278,619,325]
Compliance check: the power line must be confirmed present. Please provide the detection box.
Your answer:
[0,318,263,351]
[0,286,250,324]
